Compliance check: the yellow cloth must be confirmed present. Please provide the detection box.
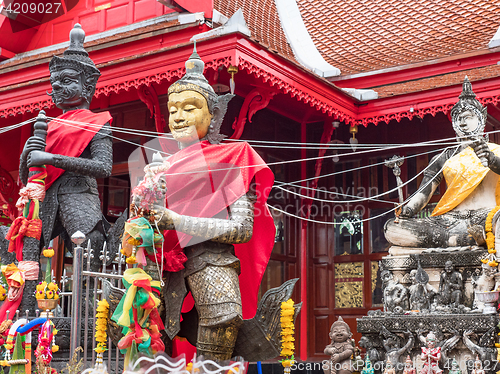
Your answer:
[432,144,500,216]
[117,268,161,328]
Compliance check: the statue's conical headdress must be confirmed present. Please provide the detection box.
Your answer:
[167,42,234,144]
[49,24,100,78]
[450,76,487,136]
[168,42,218,113]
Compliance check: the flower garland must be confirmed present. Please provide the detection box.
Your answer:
[483,206,500,267]
[280,299,295,370]
[95,299,109,366]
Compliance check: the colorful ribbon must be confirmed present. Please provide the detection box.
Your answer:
[5,217,42,261]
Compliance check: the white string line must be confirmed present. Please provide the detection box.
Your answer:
[47,118,174,157]
[45,116,473,175]
[46,115,472,151]
[0,118,36,134]
[268,145,461,225]
[274,146,448,189]
[273,146,450,204]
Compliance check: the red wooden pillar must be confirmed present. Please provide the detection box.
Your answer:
[300,120,308,361]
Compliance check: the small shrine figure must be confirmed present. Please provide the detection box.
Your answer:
[383,359,396,374]
[421,332,442,374]
[403,355,415,374]
[324,317,355,374]
[381,269,409,312]
[361,357,374,374]
[448,358,462,374]
[438,261,463,308]
[471,356,485,374]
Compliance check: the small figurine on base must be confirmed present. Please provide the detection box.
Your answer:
[448,358,462,374]
[361,357,374,374]
[383,359,396,374]
[421,332,442,374]
[471,356,485,374]
[324,317,355,374]
[402,356,415,374]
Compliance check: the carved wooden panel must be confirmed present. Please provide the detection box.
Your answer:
[334,262,364,308]
[314,315,330,355]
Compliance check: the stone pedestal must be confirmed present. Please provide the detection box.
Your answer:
[357,249,497,374]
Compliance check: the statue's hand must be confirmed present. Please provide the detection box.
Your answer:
[151,205,181,230]
[27,150,54,167]
[399,205,414,218]
[21,136,46,160]
[472,138,493,166]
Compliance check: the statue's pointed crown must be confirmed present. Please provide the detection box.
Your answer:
[168,42,218,111]
[450,76,486,128]
[49,24,100,77]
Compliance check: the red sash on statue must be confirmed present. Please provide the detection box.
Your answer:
[44,109,113,190]
[158,140,275,319]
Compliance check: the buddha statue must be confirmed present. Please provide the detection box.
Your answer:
[384,77,500,253]
[135,45,277,361]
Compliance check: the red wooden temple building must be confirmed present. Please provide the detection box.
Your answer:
[1,0,500,362]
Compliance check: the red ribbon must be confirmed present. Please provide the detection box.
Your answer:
[5,217,42,261]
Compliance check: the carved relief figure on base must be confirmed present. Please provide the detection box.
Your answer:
[472,263,498,311]
[438,261,464,308]
[384,77,500,252]
[359,336,384,370]
[409,264,436,311]
[380,327,414,372]
[324,317,355,374]
[381,269,409,313]
[463,329,499,374]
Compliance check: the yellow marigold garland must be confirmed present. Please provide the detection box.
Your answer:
[484,206,500,267]
[95,299,109,355]
[280,298,295,369]
[42,248,55,258]
[0,285,7,301]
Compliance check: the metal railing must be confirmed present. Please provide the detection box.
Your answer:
[66,235,125,373]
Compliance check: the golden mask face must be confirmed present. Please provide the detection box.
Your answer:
[168,91,212,144]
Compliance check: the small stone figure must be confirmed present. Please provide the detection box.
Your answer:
[380,327,414,372]
[361,357,375,374]
[359,336,384,369]
[383,359,396,374]
[472,263,498,311]
[402,356,415,374]
[463,329,499,374]
[438,261,463,308]
[381,270,409,312]
[409,265,436,311]
[471,356,485,374]
[449,358,462,374]
[324,317,355,374]
[421,332,442,374]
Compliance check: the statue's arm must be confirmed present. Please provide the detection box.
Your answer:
[463,331,480,355]
[50,123,113,178]
[400,151,447,217]
[473,139,500,175]
[398,332,414,355]
[156,191,256,244]
[337,346,354,361]
[19,156,29,186]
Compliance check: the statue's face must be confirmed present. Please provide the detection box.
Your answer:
[427,339,435,348]
[359,336,370,348]
[454,110,480,136]
[445,262,453,273]
[50,68,84,109]
[330,325,350,342]
[168,91,212,144]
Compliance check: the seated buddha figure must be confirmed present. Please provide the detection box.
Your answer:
[384,77,500,253]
